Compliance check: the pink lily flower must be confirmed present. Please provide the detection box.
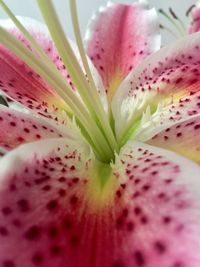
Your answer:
[188,1,200,33]
[0,0,200,267]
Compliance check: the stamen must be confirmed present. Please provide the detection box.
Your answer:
[0,0,48,61]
[169,7,186,34]
[0,0,75,91]
[37,0,118,154]
[159,9,186,36]
[69,0,119,153]
[169,7,178,20]
[186,5,196,16]
[159,24,178,38]
[36,0,99,117]
[0,27,113,161]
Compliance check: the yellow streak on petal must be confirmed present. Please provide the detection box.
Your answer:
[45,96,66,107]
[165,144,200,164]
[107,70,124,103]
[84,161,117,213]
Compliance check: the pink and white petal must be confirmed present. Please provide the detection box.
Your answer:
[112,32,200,141]
[85,1,160,101]
[111,141,200,267]
[0,17,73,123]
[0,137,121,267]
[0,105,80,151]
[0,17,75,85]
[146,114,200,163]
[0,137,95,267]
[1,138,200,267]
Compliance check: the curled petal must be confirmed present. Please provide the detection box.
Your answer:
[85,1,160,101]
[112,32,200,141]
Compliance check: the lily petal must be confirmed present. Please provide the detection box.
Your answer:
[0,137,200,266]
[147,115,200,163]
[112,32,200,142]
[0,17,72,123]
[0,17,74,84]
[0,137,93,267]
[85,1,160,101]
[0,105,79,151]
[112,141,200,267]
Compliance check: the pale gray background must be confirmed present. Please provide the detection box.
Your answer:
[0,0,196,43]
